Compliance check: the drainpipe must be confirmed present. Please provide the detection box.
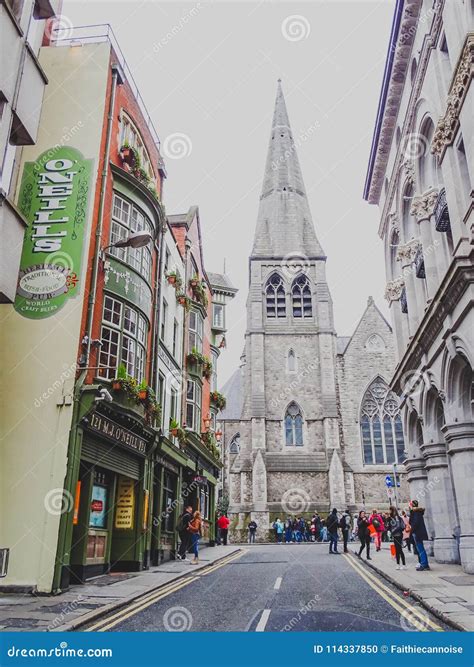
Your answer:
[84,64,121,368]
[150,217,167,393]
[180,236,192,426]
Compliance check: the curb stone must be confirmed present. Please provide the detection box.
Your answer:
[53,548,242,632]
[348,552,466,632]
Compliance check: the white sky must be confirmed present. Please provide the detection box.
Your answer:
[63,0,395,385]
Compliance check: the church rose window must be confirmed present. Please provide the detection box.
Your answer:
[266,273,286,318]
[285,402,303,446]
[291,274,312,318]
[360,377,405,465]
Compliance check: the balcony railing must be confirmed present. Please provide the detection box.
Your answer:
[434,188,451,232]
[414,246,425,279]
[51,23,161,149]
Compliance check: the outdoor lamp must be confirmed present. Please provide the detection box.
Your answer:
[203,414,211,430]
[215,430,222,442]
[101,230,152,259]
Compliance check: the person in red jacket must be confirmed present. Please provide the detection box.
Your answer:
[217,513,230,545]
[369,509,385,552]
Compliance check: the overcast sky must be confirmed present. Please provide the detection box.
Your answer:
[63,0,395,385]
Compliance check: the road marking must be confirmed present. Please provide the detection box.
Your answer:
[274,577,282,590]
[344,555,442,632]
[199,550,245,575]
[86,577,199,632]
[255,609,271,632]
[346,555,443,631]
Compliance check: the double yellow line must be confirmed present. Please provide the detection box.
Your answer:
[85,550,245,632]
[344,554,443,632]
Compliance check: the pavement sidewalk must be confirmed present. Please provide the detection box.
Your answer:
[0,545,241,632]
[350,543,474,631]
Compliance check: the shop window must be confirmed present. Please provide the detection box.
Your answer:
[186,379,202,432]
[188,310,203,353]
[99,295,148,381]
[120,112,156,182]
[199,486,210,520]
[110,193,153,282]
[89,469,109,529]
[213,303,225,329]
[162,473,176,533]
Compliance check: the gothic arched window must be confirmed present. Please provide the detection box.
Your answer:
[285,402,303,446]
[292,274,312,318]
[229,433,240,454]
[266,273,286,318]
[360,377,405,464]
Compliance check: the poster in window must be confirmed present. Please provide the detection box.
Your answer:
[114,476,135,530]
[89,485,107,528]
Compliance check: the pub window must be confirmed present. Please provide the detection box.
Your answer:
[186,379,202,433]
[265,273,286,318]
[110,193,153,282]
[188,310,203,353]
[99,295,148,381]
[162,473,176,533]
[199,486,210,520]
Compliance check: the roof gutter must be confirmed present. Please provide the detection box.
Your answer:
[363,0,405,202]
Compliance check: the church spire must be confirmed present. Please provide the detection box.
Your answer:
[252,80,324,258]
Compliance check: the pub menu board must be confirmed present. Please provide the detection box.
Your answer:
[114,476,135,530]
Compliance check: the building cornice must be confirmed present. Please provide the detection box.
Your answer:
[431,32,474,160]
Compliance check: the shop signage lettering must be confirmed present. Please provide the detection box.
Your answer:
[90,500,103,513]
[115,476,135,530]
[88,412,148,456]
[156,455,179,474]
[14,147,92,319]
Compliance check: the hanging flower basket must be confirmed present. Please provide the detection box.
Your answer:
[210,391,227,410]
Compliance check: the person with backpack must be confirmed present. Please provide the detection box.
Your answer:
[356,510,372,560]
[248,519,258,543]
[389,506,406,569]
[340,509,352,553]
[188,510,202,564]
[409,500,430,571]
[217,513,230,545]
[326,508,340,554]
[369,508,385,551]
[177,505,193,560]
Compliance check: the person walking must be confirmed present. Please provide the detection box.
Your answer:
[187,510,202,564]
[217,513,230,546]
[409,500,430,571]
[326,508,340,554]
[356,510,372,560]
[389,506,406,570]
[401,510,411,552]
[284,517,292,543]
[248,519,258,544]
[177,505,193,560]
[293,518,301,543]
[275,518,284,543]
[369,508,385,551]
[340,509,352,553]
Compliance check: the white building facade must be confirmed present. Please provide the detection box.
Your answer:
[364,0,474,572]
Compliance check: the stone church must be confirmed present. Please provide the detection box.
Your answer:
[219,82,409,538]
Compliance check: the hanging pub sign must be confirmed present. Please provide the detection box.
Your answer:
[14,146,92,319]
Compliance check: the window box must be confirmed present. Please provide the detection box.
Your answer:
[176,293,191,310]
[119,144,139,171]
[189,277,208,307]
[210,391,227,411]
[166,271,182,290]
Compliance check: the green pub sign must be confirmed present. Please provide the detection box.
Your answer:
[14,146,93,319]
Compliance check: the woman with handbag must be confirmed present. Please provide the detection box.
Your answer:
[188,510,202,564]
[389,507,406,569]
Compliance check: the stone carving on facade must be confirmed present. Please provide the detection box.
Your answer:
[410,187,439,222]
[400,158,415,186]
[387,212,399,233]
[432,32,474,159]
[384,276,405,302]
[396,238,421,264]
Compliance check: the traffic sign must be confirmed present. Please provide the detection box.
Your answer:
[385,475,392,487]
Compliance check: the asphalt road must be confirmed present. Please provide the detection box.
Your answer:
[84,544,448,633]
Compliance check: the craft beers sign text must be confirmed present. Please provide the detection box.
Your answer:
[15,146,92,319]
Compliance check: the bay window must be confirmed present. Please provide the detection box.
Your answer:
[186,379,202,432]
[99,295,148,381]
[110,193,153,282]
[188,310,203,353]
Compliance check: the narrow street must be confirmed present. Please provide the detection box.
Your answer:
[83,545,447,633]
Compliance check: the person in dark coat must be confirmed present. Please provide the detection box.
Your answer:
[356,510,372,560]
[340,509,352,553]
[409,500,430,570]
[177,505,193,560]
[326,508,340,554]
[389,506,406,569]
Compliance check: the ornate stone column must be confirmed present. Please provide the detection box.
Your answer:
[442,422,474,574]
[420,441,460,563]
[404,456,434,556]
[410,188,440,300]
